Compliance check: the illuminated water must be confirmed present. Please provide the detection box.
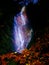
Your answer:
[13,6,33,53]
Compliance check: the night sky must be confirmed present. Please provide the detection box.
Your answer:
[0,0,49,54]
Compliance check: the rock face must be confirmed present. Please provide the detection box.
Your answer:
[13,6,33,53]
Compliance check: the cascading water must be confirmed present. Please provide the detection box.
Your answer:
[13,6,33,53]
[13,0,39,53]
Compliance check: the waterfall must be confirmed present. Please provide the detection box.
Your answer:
[13,6,33,53]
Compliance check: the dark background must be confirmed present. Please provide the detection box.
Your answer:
[0,0,49,54]
[0,0,49,30]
